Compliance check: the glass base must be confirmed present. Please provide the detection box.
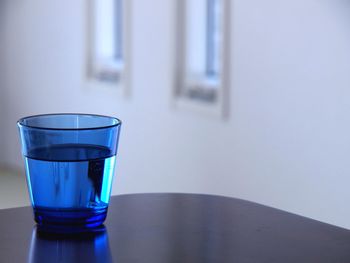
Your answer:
[33,207,107,233]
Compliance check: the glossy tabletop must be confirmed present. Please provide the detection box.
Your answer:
[0,193,350,262]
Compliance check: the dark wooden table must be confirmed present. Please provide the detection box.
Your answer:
[0,193,349,262]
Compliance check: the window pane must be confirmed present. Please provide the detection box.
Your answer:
[114,0,123,60]
[185,0,207,77]
[206,0,221,78]
[93,0,122,62]
[94,0,115,59]
[185,0,222,84]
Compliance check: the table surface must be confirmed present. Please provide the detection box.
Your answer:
[0,193,350,263]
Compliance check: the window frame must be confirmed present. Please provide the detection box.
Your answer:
[85,0,131,96]
[174,0,230,118]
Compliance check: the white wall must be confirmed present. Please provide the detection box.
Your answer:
[1,0,350,228]
[0,2,6,163]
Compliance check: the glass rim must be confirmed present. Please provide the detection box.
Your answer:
[17,113,122,131]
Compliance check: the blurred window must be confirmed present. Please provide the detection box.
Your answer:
[176,0,229,106]
[88,0,124,82]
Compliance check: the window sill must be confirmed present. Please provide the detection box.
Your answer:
[173,95,226,119]
[84,73,128,98]
[173,77,228,119]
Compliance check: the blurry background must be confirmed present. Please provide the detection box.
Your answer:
[1,0,350,229]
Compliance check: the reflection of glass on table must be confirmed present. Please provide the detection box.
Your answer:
[28,225,113,263]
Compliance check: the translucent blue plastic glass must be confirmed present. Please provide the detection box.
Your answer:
[17,114,121,230]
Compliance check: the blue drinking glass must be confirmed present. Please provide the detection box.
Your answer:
[17,114,121,230]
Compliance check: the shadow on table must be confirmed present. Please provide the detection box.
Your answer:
[27,225,113,263]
